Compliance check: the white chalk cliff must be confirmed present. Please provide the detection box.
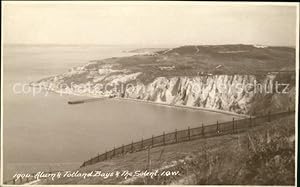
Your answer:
[33,62,295,115]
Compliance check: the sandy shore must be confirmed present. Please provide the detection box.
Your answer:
[45,88,249,118]
[112,97,250,118]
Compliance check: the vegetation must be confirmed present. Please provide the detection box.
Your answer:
[40,114,295,185]
[84,45,295,83]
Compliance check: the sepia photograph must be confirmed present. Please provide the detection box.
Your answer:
[1,1,299,185]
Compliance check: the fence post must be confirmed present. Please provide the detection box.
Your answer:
[147,146,151,170]
[232,118,235,134]
[202,123,204,136]
[131,141,134,152]
[151,135,154,146]
[216,120,219,134]
[141,138,144,149]
[188,126,191,140]
[113,147,115,156]
[13,179,15,185]
[175,129,178,143]
[268,111,271,122]
[163,132,165,145]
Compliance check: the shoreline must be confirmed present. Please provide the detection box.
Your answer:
[38,89,249,118]
[111,97,249,118]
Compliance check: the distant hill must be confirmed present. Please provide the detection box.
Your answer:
[124,48,167,54]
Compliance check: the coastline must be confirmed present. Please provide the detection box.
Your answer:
[112,97,250,118]
[35,88,250,118]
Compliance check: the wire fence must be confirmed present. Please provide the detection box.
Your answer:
[81,109,294,168]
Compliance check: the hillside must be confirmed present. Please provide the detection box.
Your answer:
[38,114,295,185]
[32,44,296,115]
[93,44,295,81]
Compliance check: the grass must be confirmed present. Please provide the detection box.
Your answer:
[40,114,295,185]
[81,45,295,84]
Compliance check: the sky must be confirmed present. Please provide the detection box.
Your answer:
[2,2,298,46]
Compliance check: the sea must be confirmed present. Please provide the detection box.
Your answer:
[2,44,235,182]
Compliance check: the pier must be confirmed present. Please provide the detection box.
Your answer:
[67,96,115,105]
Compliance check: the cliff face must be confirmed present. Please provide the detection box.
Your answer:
[121,75,294,115]
[124,76,258,114]
[33,45,295,115]
[34,67,295,115]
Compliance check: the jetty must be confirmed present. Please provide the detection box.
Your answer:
[68,95,115,105]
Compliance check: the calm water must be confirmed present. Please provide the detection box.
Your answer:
[3,45,234,181]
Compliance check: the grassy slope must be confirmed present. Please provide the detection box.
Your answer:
[75,45,296,116]
[41,114,295,185]
[36,44,295,91]
[84,45,295,83]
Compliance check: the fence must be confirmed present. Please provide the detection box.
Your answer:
[81,109,295,168]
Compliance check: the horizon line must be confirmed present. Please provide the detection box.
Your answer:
[3,43,296,48]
